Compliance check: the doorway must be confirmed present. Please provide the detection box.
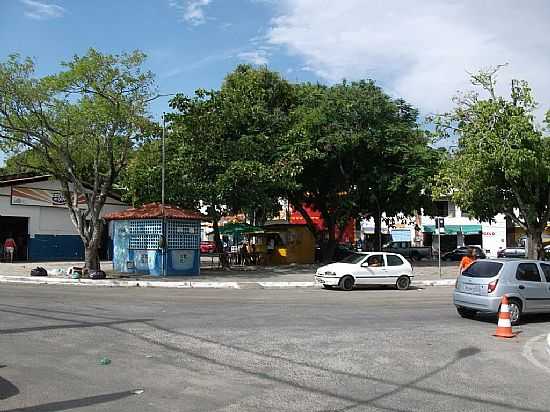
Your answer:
[0,216,29,261]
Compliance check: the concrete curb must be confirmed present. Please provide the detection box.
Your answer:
[0,275,456,289]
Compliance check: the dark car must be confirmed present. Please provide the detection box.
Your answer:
[442,246,486,261]
[497,247,526,258]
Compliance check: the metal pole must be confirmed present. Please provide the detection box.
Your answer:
[162,113,166,207]
[161,113,166,276]
[438,218,441,279]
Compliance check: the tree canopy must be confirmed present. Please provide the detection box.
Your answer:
[434,67,550,259]
[0,49,155,268]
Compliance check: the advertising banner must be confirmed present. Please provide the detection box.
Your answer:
[11,186,86,208]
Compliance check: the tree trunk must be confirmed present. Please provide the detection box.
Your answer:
[212,218,223,253]
[212,216,230,268]
[526,227,544,260]
[84,243,101,271]
[374,210,382,252]
[323,218,338,262]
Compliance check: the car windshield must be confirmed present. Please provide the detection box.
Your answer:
[340,253,367,264]
[462,261,503,278]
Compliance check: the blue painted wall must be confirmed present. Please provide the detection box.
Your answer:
[112,219,200,276]
[28,234,84,260]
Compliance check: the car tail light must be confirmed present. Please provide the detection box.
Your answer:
[488,279,498,293]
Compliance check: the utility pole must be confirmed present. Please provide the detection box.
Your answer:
[161,113,167,276]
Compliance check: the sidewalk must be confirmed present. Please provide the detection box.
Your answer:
[0,260,459,289]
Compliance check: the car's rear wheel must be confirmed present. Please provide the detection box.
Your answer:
[322,285,333,290]
[506,299,522,326]
[339,276,354,291]
[396,275,411,290]
[456,306,477,319]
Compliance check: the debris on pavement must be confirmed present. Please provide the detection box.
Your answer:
[97,357,111,365]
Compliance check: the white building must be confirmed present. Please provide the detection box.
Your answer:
[421,200,507,258]
[359,200,507,257]
[0,173,127,261]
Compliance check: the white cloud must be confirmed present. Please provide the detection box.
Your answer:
[238,49,269,65]
[21,0,65,20]
[169,0,212,26]
[266,0,550,115]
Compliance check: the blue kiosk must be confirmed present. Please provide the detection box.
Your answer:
[105,203,207,276]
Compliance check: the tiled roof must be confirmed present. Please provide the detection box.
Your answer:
[104,202,208,221]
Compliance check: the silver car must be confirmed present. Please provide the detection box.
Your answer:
[453,259,550,325]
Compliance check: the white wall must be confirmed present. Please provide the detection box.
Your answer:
[0,179,127,237]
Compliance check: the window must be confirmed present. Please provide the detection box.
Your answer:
[387,255,404,266]
[540,264,550,282]
[462,261,502,278]
[516,263,542,282]
[366,255,385,267]
[434,201,448,217]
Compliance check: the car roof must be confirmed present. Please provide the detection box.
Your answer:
[483,258,546,264]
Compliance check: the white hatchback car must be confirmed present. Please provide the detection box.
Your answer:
[315,252,413,291]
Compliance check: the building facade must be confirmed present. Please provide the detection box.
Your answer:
[0,174,127,261]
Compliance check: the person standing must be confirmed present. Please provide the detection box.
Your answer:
[459,247,476,274]
[4,235,16,263]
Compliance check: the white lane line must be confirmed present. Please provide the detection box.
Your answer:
[522,334,550,375]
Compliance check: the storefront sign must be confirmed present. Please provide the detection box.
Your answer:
[11,187,86,208]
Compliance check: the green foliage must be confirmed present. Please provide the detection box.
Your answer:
[434,68,550,259]
[0,49,156,268]
[125,65,295,222]
[282,80,440,253]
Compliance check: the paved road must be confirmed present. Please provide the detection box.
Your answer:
[1,285,549,411]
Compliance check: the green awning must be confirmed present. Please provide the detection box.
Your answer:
[218,222,264,235]
[423,224,481,235]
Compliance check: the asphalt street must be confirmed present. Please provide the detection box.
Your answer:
[1,285,550,411]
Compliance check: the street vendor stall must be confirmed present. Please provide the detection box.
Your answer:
[105,203,208,276]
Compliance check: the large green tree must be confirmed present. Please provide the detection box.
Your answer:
[283,81,438,258]
[434,68,550,259]
[124,65,295,254]
[0,49,155,269]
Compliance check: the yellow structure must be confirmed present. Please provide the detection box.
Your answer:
[247,223,315,265]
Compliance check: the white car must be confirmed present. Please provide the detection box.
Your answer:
[315,252,413,291]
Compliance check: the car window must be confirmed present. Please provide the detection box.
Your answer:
[516,263,542,282]
[387,255,404,266]
[462,261,502,278]
[540,263,550,282]
[366,254,385,267]
[340,253,365,264]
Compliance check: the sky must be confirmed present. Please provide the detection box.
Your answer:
[1,0,550,162]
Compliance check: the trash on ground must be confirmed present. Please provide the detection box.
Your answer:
[48,268,66,277]
[89,270,107,280]
[68,266,89,279]
[132,389,144,395]
[98,357,111,365]
[30,267,48,277]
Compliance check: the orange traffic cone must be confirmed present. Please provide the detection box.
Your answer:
[493,295,517,338]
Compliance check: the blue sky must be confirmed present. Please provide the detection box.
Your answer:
[1,0,550,164]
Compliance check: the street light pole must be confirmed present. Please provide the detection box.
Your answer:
[161,113,166,276]
[162,113,165,207]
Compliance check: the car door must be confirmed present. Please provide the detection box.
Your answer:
[539,263,550,311]
[386,254,407,280]
[515,263,546,311]
[355,254,389,285]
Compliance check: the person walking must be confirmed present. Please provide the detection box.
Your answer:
[3,235,16,263]
[459,247,476,274]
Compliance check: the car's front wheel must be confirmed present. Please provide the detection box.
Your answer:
[339,276,354,291]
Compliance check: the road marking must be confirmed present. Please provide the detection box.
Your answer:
[522,334,550,374]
